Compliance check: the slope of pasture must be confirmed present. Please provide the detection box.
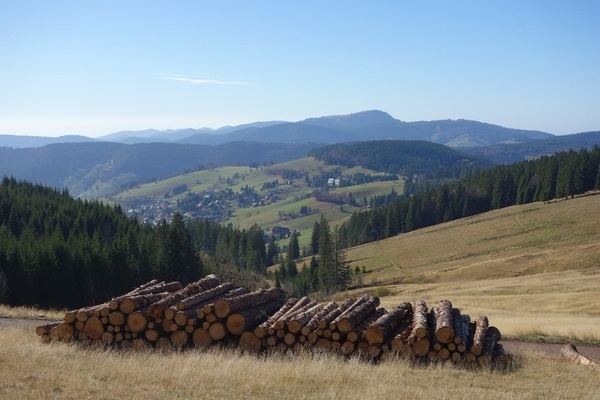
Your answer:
[345,192,600,341]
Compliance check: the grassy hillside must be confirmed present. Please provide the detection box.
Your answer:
[343,192,600,341]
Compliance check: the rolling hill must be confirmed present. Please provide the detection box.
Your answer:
[342,192,600,340]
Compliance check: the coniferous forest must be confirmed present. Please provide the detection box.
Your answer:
[338,147,600,248]
[1,146,599,309]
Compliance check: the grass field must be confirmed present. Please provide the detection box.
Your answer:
[344,192,600,341]
[1,327,599,400]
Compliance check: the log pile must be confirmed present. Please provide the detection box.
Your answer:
[36,275,507,366]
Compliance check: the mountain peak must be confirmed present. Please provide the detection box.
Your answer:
[301,110,395,129]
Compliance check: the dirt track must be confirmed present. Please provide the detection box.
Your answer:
[3,316,599,360]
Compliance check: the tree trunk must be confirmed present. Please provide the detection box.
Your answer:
[108,311,125,326]
[226,299,285,336]
[336,296,380,333]
[213,288,283,318]
[364,302,412,345]
[470,316,489,356]
[435,300,454,344]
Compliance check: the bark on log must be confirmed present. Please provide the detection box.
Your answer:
[147,274,220,318]
[301,301,338,336]
[274,301,318,329]
[347,308,387,343]
[451,308,462,344]
[119,292,171,315]
[457,314,470,352]
[364,302,412,345]
[561,344,600,373]
[176,282,237,311]
[214,288,284,318]
[226,299,285,336]
[470,316,489,356]
[331,295,369,329]
[254,297,299,338]
[482,326,501,357]
[35,322,60,337]
[287,303,323,334]
[271,297,312,330]
[110,281,183,310]
[435,300,454,344]
[410,300,429,340]
[336,296,380,333]
[319,298,355,330]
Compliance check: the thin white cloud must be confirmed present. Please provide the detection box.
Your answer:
[158,74,251,86]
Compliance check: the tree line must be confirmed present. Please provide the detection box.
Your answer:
[338,147,600,248]
[0,177,205,309]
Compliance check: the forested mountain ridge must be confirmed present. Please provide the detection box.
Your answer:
[308,140,493,177]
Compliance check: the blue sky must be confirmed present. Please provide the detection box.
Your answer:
[1,1,599,137]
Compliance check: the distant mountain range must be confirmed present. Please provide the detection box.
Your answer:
[1,110,599,199]
[1,110,555,148]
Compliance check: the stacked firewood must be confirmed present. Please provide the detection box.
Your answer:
[36,275,507,365]
[35,275,285,350]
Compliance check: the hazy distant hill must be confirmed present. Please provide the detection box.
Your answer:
[0,134,97,148]
[464,131,600,163]
[0,141,320,197]
[177,111,554,148]
[1,110,555,149]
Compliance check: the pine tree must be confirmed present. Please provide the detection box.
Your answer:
[310,221,320,255]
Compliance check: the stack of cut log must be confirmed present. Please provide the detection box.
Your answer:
[35,275,285,350]
[36,275,507,365]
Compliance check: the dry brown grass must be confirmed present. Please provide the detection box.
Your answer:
[0,304,63,320]
[1,326,599,400]
[346,194,600,340]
